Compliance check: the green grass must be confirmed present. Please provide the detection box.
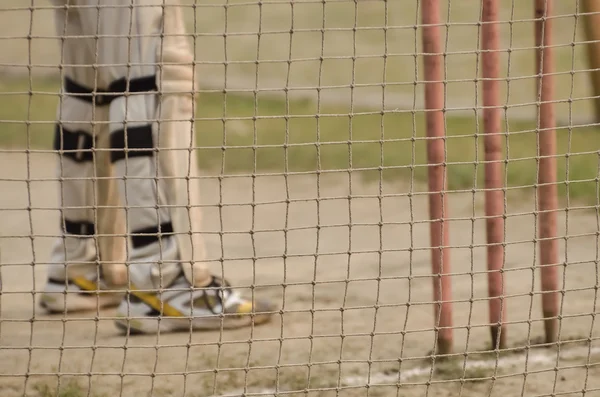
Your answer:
[2,0,594,122]
[2,77,600,204]
[32,379,107,397]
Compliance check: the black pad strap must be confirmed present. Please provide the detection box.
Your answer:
[131,222,174,249]
[64,75,157,106]
[64,220,96,236]
[109,124,154,162]
[54,125,95,163]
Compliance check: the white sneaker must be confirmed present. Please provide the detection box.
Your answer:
[40,275,124,313]
[114,274,275,334]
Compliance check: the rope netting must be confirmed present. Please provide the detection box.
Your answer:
[0,1,599,396]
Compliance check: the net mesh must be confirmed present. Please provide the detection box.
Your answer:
[0,0,599,396]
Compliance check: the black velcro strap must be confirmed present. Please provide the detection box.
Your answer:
[64,220,96,236]
[109,76,157,97]
[109,124,154,162]
[53,124,95,163]
[131,222,174,249]
[64,75,157,106]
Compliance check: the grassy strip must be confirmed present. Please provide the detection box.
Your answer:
[33,380,105,397]
[1,78,599,204]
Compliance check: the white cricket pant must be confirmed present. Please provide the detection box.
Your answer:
[48,0,210,290]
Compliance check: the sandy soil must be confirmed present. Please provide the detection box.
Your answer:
[0,152,599,397]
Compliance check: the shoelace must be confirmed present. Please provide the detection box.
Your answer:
[199,276,234,315]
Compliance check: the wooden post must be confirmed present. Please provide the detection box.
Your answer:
[421,0,453,356]
[581,0,600,123]
[481,0,507,350]
[535,0,559,344]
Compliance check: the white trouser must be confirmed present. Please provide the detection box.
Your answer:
[48,0,211,290]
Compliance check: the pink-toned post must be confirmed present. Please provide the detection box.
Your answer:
[535,0,560,344]
[481,0,507,350]
[421,0,453,355]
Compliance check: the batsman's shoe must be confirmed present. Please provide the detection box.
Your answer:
[114,275,275,334]
[40,276,124,313]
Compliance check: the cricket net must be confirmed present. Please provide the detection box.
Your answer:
[0,0,599,396]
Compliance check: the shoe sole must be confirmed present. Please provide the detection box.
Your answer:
[39,293,124,314]
[114,312,274,335]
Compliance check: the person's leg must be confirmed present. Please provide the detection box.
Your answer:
[74,0,274,333]
[41,3,124,312]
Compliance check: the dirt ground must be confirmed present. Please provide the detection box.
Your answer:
[0,152,599,397]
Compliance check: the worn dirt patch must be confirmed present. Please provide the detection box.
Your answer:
[0,152,599,396]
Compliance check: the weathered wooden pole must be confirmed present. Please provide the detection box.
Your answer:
[421,0,453,355]
[535,0,559,344]
[481,0,508,350]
